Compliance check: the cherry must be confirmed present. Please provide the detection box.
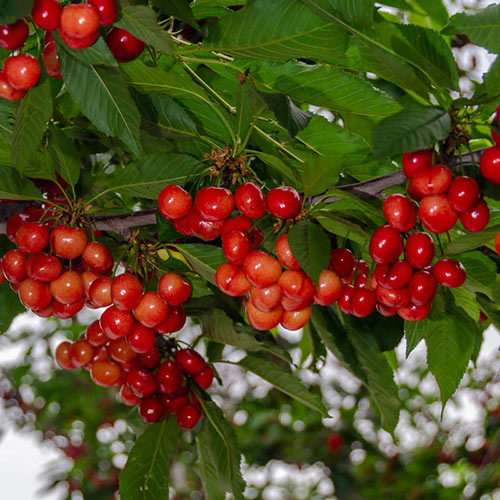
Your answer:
[100,305,134,339]
[175,349,205,376]
[222,229,251,265]
[41,41,62,80]
[60,3,99,39]
[162,394,189,414]
[314,269,343,306]
[53,299,84,319]
[16,222,49,254]
[194,366,214,390]
[419,195,458,234]
[402,149,437,178]
[249,284,282,311]
[221,216,252,238]
[397,302,431,321]
[71,339,94,368]
[245,301,283,330]
[32,0,62,31]
[156,306,185,334]
[139,349,160,370]
[192,215,225,241]
[127,368,157,398]
[278,270,315,303]
[111,273,143,310]
[4,54,41,91]
[337,284,355,314]
[459,200,490,232]
[376,285,411,308]
[432,259,466,288]
[480,146,500,184]
[140,398,164,423]
[369,225,404,264]
[374,261,413,289]
[243,251,282,288]
[18,278,51,310]
[87,0,118,26]
[55,341,75,370]
[85,320,107,347]
[50,271,84,304]
[495,230,500,256]
[376,302,397,317]
[108,337,137,364]
[266,186,301,219]
[281,296,310,311]
[281,307,312,330]
[158,184,192,221]
[215,262,251,296]
[383,194,417,232]
[409,165,452,197]
[82,241,113,274]
[50,226,87,259]
[408,270,436,306]
[177,404,201,429]
[194,187,234,221]
[328,248,354,277]
[127,323,156,354]
[134,292,168,328]
[0,260,5,285]
[91,360,121,387]
[275,234,301,270]
[327,433,344,454]
[58,27,98,49]
[447,176,480,213]
[234,182,267,219]
[120,384,140,406]
[157,361,182,395]
[158,273,192,306]
[404,232,435,269]
[106,27,145,63]
[82,270,100,298]
[0,20,29,50]
[351,288,377,318]
[89,276,113,307]
[0,71,25,101]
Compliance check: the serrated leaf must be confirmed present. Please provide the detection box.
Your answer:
[405,319,429,357]
[302,156,343,197]
[288,220,331,283]
[200,309,291,363]
[48,125,80,187]
[316,213,368,245]
[150,93,200,138]
[12,78,53,172]
[175,244,225,285]
[119,419,179,500]
[0,166,43,200]
[459,251,496,300]
[451,286,480,321]
[328,0,374,28]
[116,6,173,55]
[445,225,500,254]
[238,354,329,416]
[372,106,451,159]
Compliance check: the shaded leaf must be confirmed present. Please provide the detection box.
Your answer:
[459,251,496,300]
[0,282,26,333]
[302,156,343,197]
[175,244,225,285]
[0,166,43,200]
[328,0,374,29]
[445,225,500,254]
[151,0,200,29]
[0,0,34,24]
[316,212,368,245]
[48,125,80,187]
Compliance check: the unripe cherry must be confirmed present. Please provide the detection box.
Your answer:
[91,361,121,387]
[72,339,94,368]
[55,341,75,370]
[108,337,137,364]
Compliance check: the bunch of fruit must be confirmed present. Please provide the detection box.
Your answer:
[0,0,145,102]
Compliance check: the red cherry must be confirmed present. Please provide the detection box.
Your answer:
[405,232,435,269]
[215,262,251,297]
[480,146,500,184]
[6,214,29,244]
[419,195,458,234]
[409,165,452,197]
[100,305,134,340]
[280,307,312,330]
[327,433,344,454]
[447,176,480,213]
[278,270,315,303]
[369,225,404,264]
[4,54,41,91]
[376,285,411,308]
[50,226,87,259]
[111,273,143,310]
[249,227,264,251]
[249,284,282,311]
[243,251,282,288]
[58,27,98,49]
[275,234,301,270]
[134,292,168,328]
[194,366,214,390]
[0,20,29,50]
[161,394,189,414]
[120,384,140,406]
[52,299,84,319]
[376,302,397,317]
[328,248,354,277]
[108,337,137,364]
[89,276,113,307]
[402,149,437,178]
[60,3,99,39]
[408,270,436,306]
[245,301,282,330]
[106,27,145,63]
[82,242,113,274]
[192,215,225,241]
[127,368,157,398]
[18,278,51,310]
[158,184,192,221]
[495,230,500,256]
[3,249,27,282]
[266,186,301,219]
[82,270,100,299]
[314,270,343,306]
[32,0,62,31]
[91,361,121,387]
[432,259,466,288]
[50,271,84,305]
[16,222,49,254]
[234,182,267,219]
[177,404,202,429]
[71,339,94,368]
[26,253,61,283]
[139,398,164,423]
[156,306,185,334]
[374,261,413,289]
[351,288,377,318]
[55,341,75,370]
[127,323,155,354]
[397,302,431,321]
[157,361,182,395]
[0,70,25,101]
[221,216,253,238]
[139,349,160,370]
[158,273,192,306]
[42,41,62,80]
[459,200,490,232]
[281,296,310,311]
[383,194,417,232]
[87,0,118,25]
[337,284,355,314]
[194,187,234,221]
[222,229,251,265]
[175,349,205,376]
[85,320,107,347]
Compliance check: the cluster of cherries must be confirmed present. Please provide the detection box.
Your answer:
[0,0,145,101]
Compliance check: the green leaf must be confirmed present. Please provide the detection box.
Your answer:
[0,282,26,333]
[115,6,173,55]
[150,93,200,138]
[451,286,480,321]
[0,166,43,200]
[48,125,80,187]
[200,309,291,363]
[405,320,427,357]
[53,34,117,67]
[0,0,34,24]
[234,79,266,149]
[302,156,343,197]
[371,106,451,159]
[252,152,300,187]
[288,220,331,283]
[413,0,449,27]
[12,78,53,171]
[104,153,203,200]
[442,4,500,54]
[445,225,500,254]
[196,399,245,500]
[238,354,329,417]
[175,244,226,285]
[204,0,349,62]
[459,251,496,300]
[57,42,142,157]
[119,419,179,500]
[316,212,368,245]
[328,0,374,28]
[151,0,200,29]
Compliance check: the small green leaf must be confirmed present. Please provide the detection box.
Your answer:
[175,244,226,285]
[48,125,80,187]
[451,286,480,321]
[0,166,43,200]
[459,251,496,300]
[316,213,368,245]
[445,225,500,254]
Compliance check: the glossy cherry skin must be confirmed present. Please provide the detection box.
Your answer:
[397,302,431,321]
[409,165,452,197]
[100,305,134,340]
[350,288,377,318]
[383,193,417,232]
[32,0,62,31]
[480,146,500,184]
[82,241,113,273]
[50,271,85,304]
[127,323,156,354]
[376,284,411,308]
[111,273,143,310]
[243,251,282,288]
[156,360,182,395]
[278,270,315,303]
[55,341,75,370]
[58,26,98,49]
[87,0,118,25]
[432,259,466,288]
[175,349,205,376]
[85,320,107,347]
[221,216,252,238]
[459,200,490,232]
[60,3,99,39]
[245,301,283,330]
[16,222,49,254]
[4,55,41,91]
[0,20,29,50]
[275,234,301,270]
[158,184,192,221]
[18,278,51,310]
[418,195,458,234]
[106,27,145,63]
[447,176,480,213]
[192,214,225,241]
[234,182,267,219]
[52,299,84,319]
[328,248,354,277]
[222,229,251,265]
[120,384,140,406]
[408,270,436,306]
[194,187,234,221]
[374,261,412,289]
[177,404,201,429]
[89,276,113,307]
[91,361,121,387]
[402,149,437,178]
[369,225,404,264]
[404,232,435,269]
[376,303,397,317]
[139,349,160,370]
[194,366,214,390]
[108,337,137,364]
[140,398,164,423]
[71,339,94,368]
[127,368,157,398]
[158,273,192,306]
[314,270,343,306]
[266,186,302,219]
[156,306,186,334]
[50,226,87,259]
[337,284,355,314]
[0,70,25,101]
[215,262,251,296]
[42,40,62,80]
[249,284,282,311]
[280,306,312,330]
[134,292,169,328]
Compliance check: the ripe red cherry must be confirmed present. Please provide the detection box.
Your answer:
[249,284,282,311]
[397,302,431,321]
[89,276,113,307]
[432,259,466,288]
[87,0,118,25]
[350,288,377,318]
[0,20,29,50]
[383,194,416,232]
[162,394,189,414]
[100,305,134,339]
[447,176,480,213]
[495,230,500,256]
[243,251,282,288]
[140,349,160,370]
[127,323,156,354]
[266,186,302,219]
[275,234,300,270]
[175,349,205,376]
[374,261,412,289]
[106,27,145,63]
[55,341,75,370]
[111,273,143,310]
[134,292,169,328]
[91,360,121,386]
[58,26,98,49]
[127,368,157,398]
[60,4,99,39]
[281,296,310,311]
[402,149,437,178]
[85,320,107,347]
[50,226,87,259]
[245,301,283,330]
[71,339,94,368]
[337,284,355,314]
[194,187,234,221]
[192,214,225,241]
[108,337,137,364]
[234,182,267,219]
[52,299,84,319]
[329,248,354,277]
[314,270,343,306]
[408,270,437,306]
[32,0,62,31]
[158,184,192,221]
[369,225,404,264]
[405,232,435,269]
[158,273,192,306]
[194,366,214,390]
[120,384,140,406]
[409,165,452,197]
[16,222,49,254]
[221,216,252,238]
[156,305,185,334]
[418,195,458,234]
[4,55,41,91]
[459,200,490,232]
[157,360,182,395]
[215,262,251,296]
[278,270,315,303]
[376,303,397,317]
[222,229,251,265]
[177,404,201,429]
[82,241,113,273]
[18,278,51,310]
[280,307,312,330]
[376,285,411,308]
[0,70,25,101]
[480,146,500,184]
[140,398,164,423]
[42,41,62,80]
